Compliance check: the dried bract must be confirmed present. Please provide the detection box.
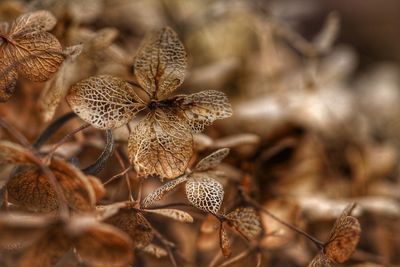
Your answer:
[0,10,64,102]
[226,207,263,240]
[185,175,224,214]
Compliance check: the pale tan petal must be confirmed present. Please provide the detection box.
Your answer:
[128,109,193,179]
[10,10,57,35]
[194,148,230,172]
[134,27,187,100]
[226,207,263,240]
[67,75,145,129]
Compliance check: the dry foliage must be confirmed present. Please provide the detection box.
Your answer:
[2,1,399,267]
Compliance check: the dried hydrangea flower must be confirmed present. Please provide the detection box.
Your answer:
[0,10,64,102]
[67,27,232,179]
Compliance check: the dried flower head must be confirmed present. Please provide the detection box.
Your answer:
[67,27,232,179]
[0,10,64,102]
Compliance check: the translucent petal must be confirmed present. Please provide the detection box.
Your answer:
[67,75,145,129]
[134,27,187,100]
[220,225,231,257]
[0,56,17,102]
[174,90,233,133]
[185,175,224,214]
[10,10,57,35]
[128,109,193,179]
[226,207,263,240]
[194,148,230,172]
[144,208,193,223]
[141,175,188,208]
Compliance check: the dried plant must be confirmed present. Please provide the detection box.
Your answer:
[3,1,399,266]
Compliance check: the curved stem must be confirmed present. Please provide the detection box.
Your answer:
[33,112,77,149]
[83,130,114,175]
[240,188,324,249]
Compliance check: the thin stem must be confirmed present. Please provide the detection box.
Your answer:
[33,112,77,149]
[103,166,131,186]
[150,224,178,267]
[218,248,252,267]
[0,117,32,148]
[46,123,90,158]
[240,188,324,249]
[83,130,114,175]
[115,149,134,202]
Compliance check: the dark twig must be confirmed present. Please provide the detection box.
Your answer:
[83,130,114,175]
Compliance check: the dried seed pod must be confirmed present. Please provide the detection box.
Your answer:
[185,175,224,214]
[0,10,64,102]
[144,208,193,223]
[194,148,230,172]
[141,175,188,208]
[226,207,263,240]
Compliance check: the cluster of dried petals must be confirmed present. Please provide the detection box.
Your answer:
[67,27,233,180]
[0,10,64,102]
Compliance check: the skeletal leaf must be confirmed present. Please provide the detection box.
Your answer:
[40,44,83,122]
[308,253,332,267]
[141,175,188,208]
[226,207,263,240]
[134,27,187,100]
[0,141,36,165]
[106,210,153,249]
[7,158,96,212]
[220,225,231,257]
[175,90,233,133]
[324,203,361,263]
[0,10,64,102]
[128,109,193,179]
[185,175,224,214]
[0,213,51,250]
[194,148,230,172]
[144,208,193,223]
[74,223,134,267]
[17,226,71,267]
[141,243,168,258]
[67,75,145,129]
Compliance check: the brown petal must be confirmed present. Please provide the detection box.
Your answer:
[226,207,263,240]
[134,27,187,100]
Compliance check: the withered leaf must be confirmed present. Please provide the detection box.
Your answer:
[7,158,96,212]
[175,90,233,133]
[134,27,187,100]
[324,204,361,263]
[141,175,188,208]
[67,75,145,129]
[106,209,153,249]
[226,207,263,240]
[220,224,231,257]
[194,148,230,172]
[128,109,193,179]
[74,223,134,267]
[185,175,224,214]
[0,11,64,102]
[144,208,193,223]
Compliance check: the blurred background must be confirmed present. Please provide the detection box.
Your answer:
[0,0,400,266]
